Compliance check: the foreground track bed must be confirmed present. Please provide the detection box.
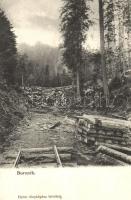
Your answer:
[1,107,131,167]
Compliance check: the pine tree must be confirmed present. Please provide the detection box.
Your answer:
[99,0,109,106]
[60,0,92,100]
[0,9,17,85]
[16,54,28,86]
[114,0,127,72]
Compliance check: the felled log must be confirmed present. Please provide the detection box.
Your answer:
[78,114,130,131]
[21,147,73,154]
[78,127,129,138]
[93,135,128,141]
[97,145,131,164]
[103,144,131,156]
[77,130,128,141]
[98,153,128,166]
[21,153,71,163]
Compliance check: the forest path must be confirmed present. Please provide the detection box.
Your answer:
[0,109,75,167]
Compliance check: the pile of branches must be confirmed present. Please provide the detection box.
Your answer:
[109,85,130,112]
[82,85,103,108]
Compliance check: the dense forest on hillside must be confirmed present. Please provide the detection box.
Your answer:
[0,9,28,138]
[0,0,131,110]
[0,0,131,168]
[17,43,101,88]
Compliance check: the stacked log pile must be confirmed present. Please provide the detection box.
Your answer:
[76,114,131,146]
[22,86,73,108]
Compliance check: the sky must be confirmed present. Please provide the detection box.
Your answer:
[0,0,100,49]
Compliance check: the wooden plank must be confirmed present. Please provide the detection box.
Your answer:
[14,150,21,168]
[53,145,63,167]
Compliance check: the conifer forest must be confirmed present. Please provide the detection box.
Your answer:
[0,0,131,167]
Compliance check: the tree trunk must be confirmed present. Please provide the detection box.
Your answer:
[99,0,109,107]
[72,72,76,103]
[22,73,24,87]
[76,68,81,101]
[118,14,124,72]
[127,0,131,68]
[128,32,131,69]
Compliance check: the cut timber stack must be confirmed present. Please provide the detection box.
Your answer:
[22,86,73,108]
[76,114,131,146]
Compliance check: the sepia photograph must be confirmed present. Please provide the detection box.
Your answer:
[0,0,131,168]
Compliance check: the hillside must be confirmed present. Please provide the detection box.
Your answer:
[0,84,28,143]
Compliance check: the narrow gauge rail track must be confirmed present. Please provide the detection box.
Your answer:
[14,146,75,168]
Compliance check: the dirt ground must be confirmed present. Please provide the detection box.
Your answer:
[0,107,123,167]
[0,108,76,167]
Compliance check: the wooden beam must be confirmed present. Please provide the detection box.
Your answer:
[14,150,21,168]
